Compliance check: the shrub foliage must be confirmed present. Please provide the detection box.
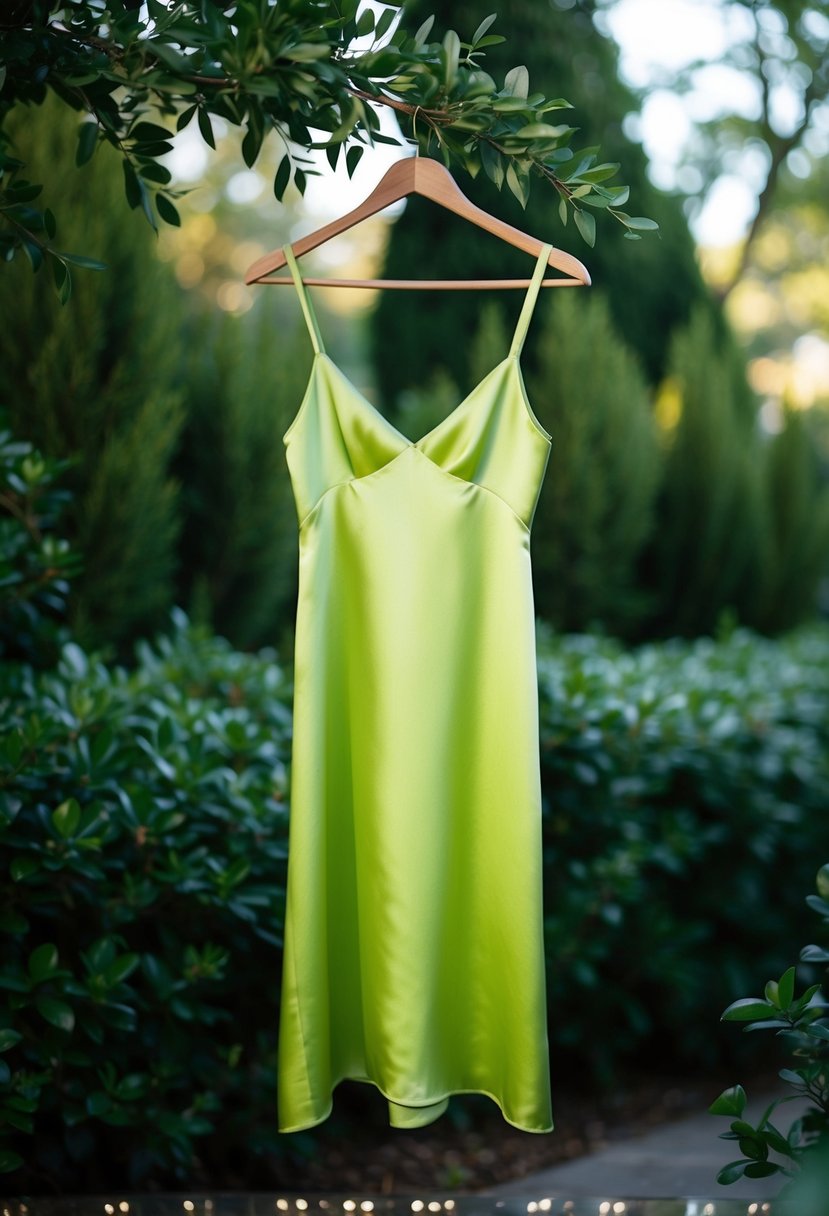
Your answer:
[2,610,829,1186]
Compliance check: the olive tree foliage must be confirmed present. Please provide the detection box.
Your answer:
[0,0,658,300]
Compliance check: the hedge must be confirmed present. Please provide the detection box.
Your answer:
[2,613,828,1186]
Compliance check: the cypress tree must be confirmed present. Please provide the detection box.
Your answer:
[0,97,185,654]
[640,306,768,637]
[750,402,829,632]
[373,0,716,414]
[172,301,310,652]
[524,290,661,632]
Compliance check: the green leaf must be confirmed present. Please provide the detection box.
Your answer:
[104,953,140,986]
[538,97,575,113]
[35,994,74,1032]
[414,15,435,48]
[273,155,291,200]
[21,240,42,273]
[744,1162,781,1178]
[0,1149,23,1173]
[129,121,174,143]
[115,1072,148,1100]
[43,208,56,239]
[491,95,532,112]
[149,41,189,71]
[156,194,181,226]
[717,1160,747,1184]
[762,1125,793,1156]
[51,257,72,305]
[737,1135,767,1161]
[473,13,497,43]
[817,863,829,900]
[138,162,172,185]
[10,856,39,882]
[242,117,264,168]
[442,29,460,88]
[778,965,796,1008]
[346,144,364,177]
[52,797,81,838]
[624,216,659,231]
[805,894,829,916]
[0,1028,22,1052]
[59,252,107,271]
[283,42,330,62]
[356,8,375,36]
[558,196,568,226]
[76,122,98,167]
[29,942,59,982]
[575,162,621,183]
[504,65,529,99]
[197,108,215,149]
[709,1085,747,1117]
[801,944,829,962]
[573,208,596,247]
[721,998,777,1021]
[518,122,569,141]
[176,104,198,132]
[505,161,529,208]
[479,141,504,188]
[122,160,141,209]
[375,8,397,40]
[803,1022,829,1041]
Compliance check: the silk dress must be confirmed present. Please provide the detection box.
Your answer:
[277,242,554,1134]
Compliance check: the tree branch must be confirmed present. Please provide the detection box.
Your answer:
[720,79,820,300]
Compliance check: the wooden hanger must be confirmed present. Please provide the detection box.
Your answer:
[244,156,591,290]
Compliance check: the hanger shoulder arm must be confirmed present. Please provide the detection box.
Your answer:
[244,155,591,288]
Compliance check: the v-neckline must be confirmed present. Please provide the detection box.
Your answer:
[281,238,555,455]
[317,351,516,451]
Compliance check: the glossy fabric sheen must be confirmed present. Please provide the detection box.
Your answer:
[278,242,554,1134]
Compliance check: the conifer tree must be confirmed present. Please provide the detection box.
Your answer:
[172,302,311,652]
[751,402,829,632]
[0,97,185,653]
[523,291,661,632]
[392,366,462,446]
[640,307,768,637]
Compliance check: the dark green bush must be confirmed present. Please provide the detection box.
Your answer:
[0,614,292,1186]
[0,415,82,666]
[2,613,829,1187]
[537,622,829,1080]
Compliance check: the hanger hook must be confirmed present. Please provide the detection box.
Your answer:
[412,106,421,157]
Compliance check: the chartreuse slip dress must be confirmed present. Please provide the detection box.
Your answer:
[277,241,554,1134]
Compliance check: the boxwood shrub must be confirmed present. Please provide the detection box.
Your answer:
[1,613,292,1187]
[1,613,828,1188]
[536,622,829,1079]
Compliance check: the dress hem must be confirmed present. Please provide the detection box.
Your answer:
[279,1074,555,1135]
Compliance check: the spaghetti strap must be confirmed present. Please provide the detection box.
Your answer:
[509,243,553,358]
[283,244,326,355]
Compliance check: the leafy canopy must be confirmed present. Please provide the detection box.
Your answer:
[0,0,658,300]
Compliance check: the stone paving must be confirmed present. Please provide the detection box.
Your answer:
[484,1086,812,1202]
